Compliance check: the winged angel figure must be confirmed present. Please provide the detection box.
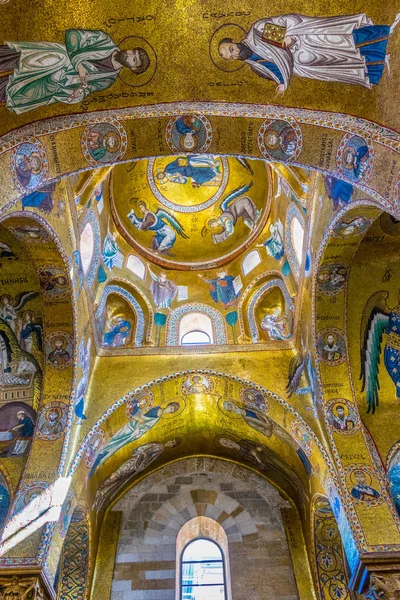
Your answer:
[360,290,400,414]
[201,182,261,244]
[0,291,39,333]
[128,201,188,255]
[287,337,319,417]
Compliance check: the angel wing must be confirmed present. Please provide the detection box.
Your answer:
[235,157,254,176]
[287,353,306,398]
[13,291,39,311]
[360,290,391,414]
[220,182,253,212]
[155,209,189,239]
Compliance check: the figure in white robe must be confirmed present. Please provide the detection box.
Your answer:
[218,13,400,94]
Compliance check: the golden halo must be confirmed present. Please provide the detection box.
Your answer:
[45,407,62,420]
[104,131,121,153]
[29,152,42,175]
[160,398,186,419]
[51,336,67,350]
[209,23,246,72]
[118,36,157,88]
[343,146,356,169]
[350,469,372,487]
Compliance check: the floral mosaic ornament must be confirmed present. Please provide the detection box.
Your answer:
[81,119,127,166]
[45,331,73,370]
[165,115,212,154]
[336,133,374,184]
[258,117,302,162]
[326,399,359,435]
[36,402,68,441]
[344,464,383,507]
[38,266,70,299]
[316,263,348,296]
[11,138,48,193]
[316,328,347,366]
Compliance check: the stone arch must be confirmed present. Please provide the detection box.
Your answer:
[1,104,399,217]
[166,303,228,346]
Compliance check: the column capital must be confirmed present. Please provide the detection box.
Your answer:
[0,570,55,600]
[363,573,400,600]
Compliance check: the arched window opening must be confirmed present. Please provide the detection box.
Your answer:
[291,216,304,266]
[126,254,146,280]
[181,331,211,345]
[181,538,226,600]
[179,313,214,346]
[242,250,261,276]
[80,222,94,274]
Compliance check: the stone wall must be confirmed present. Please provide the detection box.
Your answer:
[110,458,299,600]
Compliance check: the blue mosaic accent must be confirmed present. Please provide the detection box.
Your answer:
[96,285,145,347]
[165,303,227,346]
[248,278,294,343]
[285,202,305,280]
[80,209,101,289]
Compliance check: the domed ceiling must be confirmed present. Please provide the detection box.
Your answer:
[111,156,270,270]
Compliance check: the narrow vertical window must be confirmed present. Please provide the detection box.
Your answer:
[181,538,226,599]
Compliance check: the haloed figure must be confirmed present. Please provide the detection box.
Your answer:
[218,12,400,95]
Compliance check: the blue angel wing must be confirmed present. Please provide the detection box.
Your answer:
[360,291,390,414]
[235,157,254,176]
[220,182,253,212]
[156,209,189,239]
[286,352,306,398]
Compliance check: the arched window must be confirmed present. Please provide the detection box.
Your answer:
[80,222,94,275]
[126,255,146,280]
[179,313,214,345]
[291,216,304,265]
[181,539,227,599]
[242,250,261,276]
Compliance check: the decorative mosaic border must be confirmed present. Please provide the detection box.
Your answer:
[165,302,227,346]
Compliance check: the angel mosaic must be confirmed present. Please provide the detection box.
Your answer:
[201,182,261,244]
[128,201,189,255]
[89,399,182,475]
[0,30,150,114]
[360,290,400,414]
[287,338,319,417]
[0,292,39,335]
[93,438,181,511]
[102,229,123,270]
[183,374,213,394]
[216,13,400,95]
[198,271,241,307]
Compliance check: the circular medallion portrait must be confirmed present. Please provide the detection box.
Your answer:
[313,495,333,517]
[13,482,50,517]
[258,117,302,162]
[239,386,270,413]
[45,331,73,370]
[147,156,229,213]
[38,266,70,299]
[333,216,372,238]
[337,133,373,183]
[290,417,313,456]
[126,389,154,419]
[326,399,359,435]
[344,464,383,507]
[182,373,214,395]
[37,402,68,441]
[316,328,347,366]
[12,138,48,192]
[82,120,127,166]
[316,263,348,296]
[71,502,89,524]
[165,115,212,154]
[58,490,75,539]
[85,429,107,468]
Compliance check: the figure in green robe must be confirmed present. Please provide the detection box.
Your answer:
[0,29,150,114]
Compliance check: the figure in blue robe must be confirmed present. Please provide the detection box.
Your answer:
[103,317,131,347]
[200,271,239,307]
[157,156,219,188]
[22,182,56,214]
[324,175,354,210]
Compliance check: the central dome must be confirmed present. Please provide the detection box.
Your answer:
[111,156,271,270]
